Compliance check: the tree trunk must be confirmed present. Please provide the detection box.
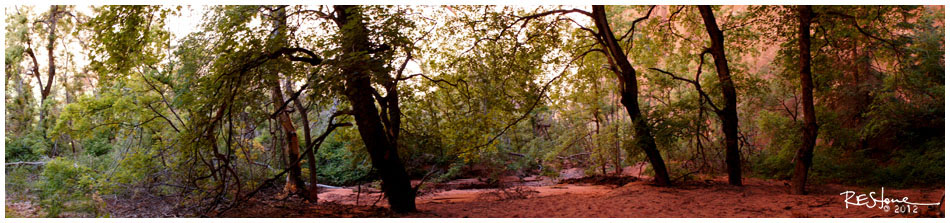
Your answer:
[697,6,742,186]
[591,5,671,186]
[42,5,58,103]
[614,111,622,175]
[292,94,320,201]
[266,6,309,198]
[333,5,416,213]
[792,5,819,195]
[289,89,320,202]
[271,83,308,197]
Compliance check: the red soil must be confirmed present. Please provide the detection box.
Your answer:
[226,176,944,218]
[405,177,945,218]
[54,175,939,218]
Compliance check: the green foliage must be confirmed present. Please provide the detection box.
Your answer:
[81,131,114,157]
[748,6,945,188]
[86,5,172,84]
[105,149,159,194]
[434,162,466,183]
[312,135,372,186]
[5,165,43,203]
[750,110,799,179]
[38,157,103,217]
[3,5,944,217]
[4,132,45,162]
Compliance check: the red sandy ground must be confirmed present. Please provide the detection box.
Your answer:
[219,176,945,218]
[407,177,945,218]
[11,175,941,218]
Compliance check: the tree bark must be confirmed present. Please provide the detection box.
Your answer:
[271,83,308,197]
[268,7,308,198]
[333,5,416,213]
[292,92,320,201]
[697,6,742,186]
[792,5,819,195]
[591,5,671,186]
[41,5,58,103]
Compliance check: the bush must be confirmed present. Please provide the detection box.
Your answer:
[5,165,42,201]
[38,157,103,217]
[82,131,113,157]
[5,137,37,162]
[750,110,799,180]
[103,149,158,195]
[751,120,945,188]
[313,136,372,186]
[4,132,46,162]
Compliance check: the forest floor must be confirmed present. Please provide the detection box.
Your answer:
[7,172,945,218]
[216,174,945,218]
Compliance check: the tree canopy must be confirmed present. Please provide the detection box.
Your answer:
[4,5,944,217]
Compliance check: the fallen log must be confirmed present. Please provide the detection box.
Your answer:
[556,152,590,160]
[316,184,342,189]
[5,161,46,166]
[507,152,526,157]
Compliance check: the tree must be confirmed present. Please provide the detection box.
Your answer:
[696,5,742,186]
[27,5,65,104]
[266,6,309,199]
[331,5,416,213]
[5,5,85,157]
[416,6,670,184]
[590,5,671,186]
[791,5,818,195]
[5,6,37,139]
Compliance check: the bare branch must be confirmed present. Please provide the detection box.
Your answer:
[288,9,334,20]
[144,102,181,133]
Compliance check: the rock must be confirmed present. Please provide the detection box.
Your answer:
[558,168,586,180]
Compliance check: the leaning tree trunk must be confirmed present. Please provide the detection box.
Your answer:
[591,5,671,186]
[697,6,742,186]
[268,7,309,198]
[271,83,308,197]
[333,5,416,213]
[791,5,819,195]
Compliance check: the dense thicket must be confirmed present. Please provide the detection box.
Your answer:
[5,5,944,216]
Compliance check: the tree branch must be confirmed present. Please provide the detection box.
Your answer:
[25,44,44,92]
[518,8,592,22]
[620,5,657,43]
[825,11,903,55]
[648,49,722,113]
[276,47,323,65]
[142,66,186,127]
[269,85,307,119]
[470,43,593,150]
[144,102,181,133]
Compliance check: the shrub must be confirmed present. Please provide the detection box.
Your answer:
[314,137,372,186]
[38,157,102,217]
[4,132,46,162]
